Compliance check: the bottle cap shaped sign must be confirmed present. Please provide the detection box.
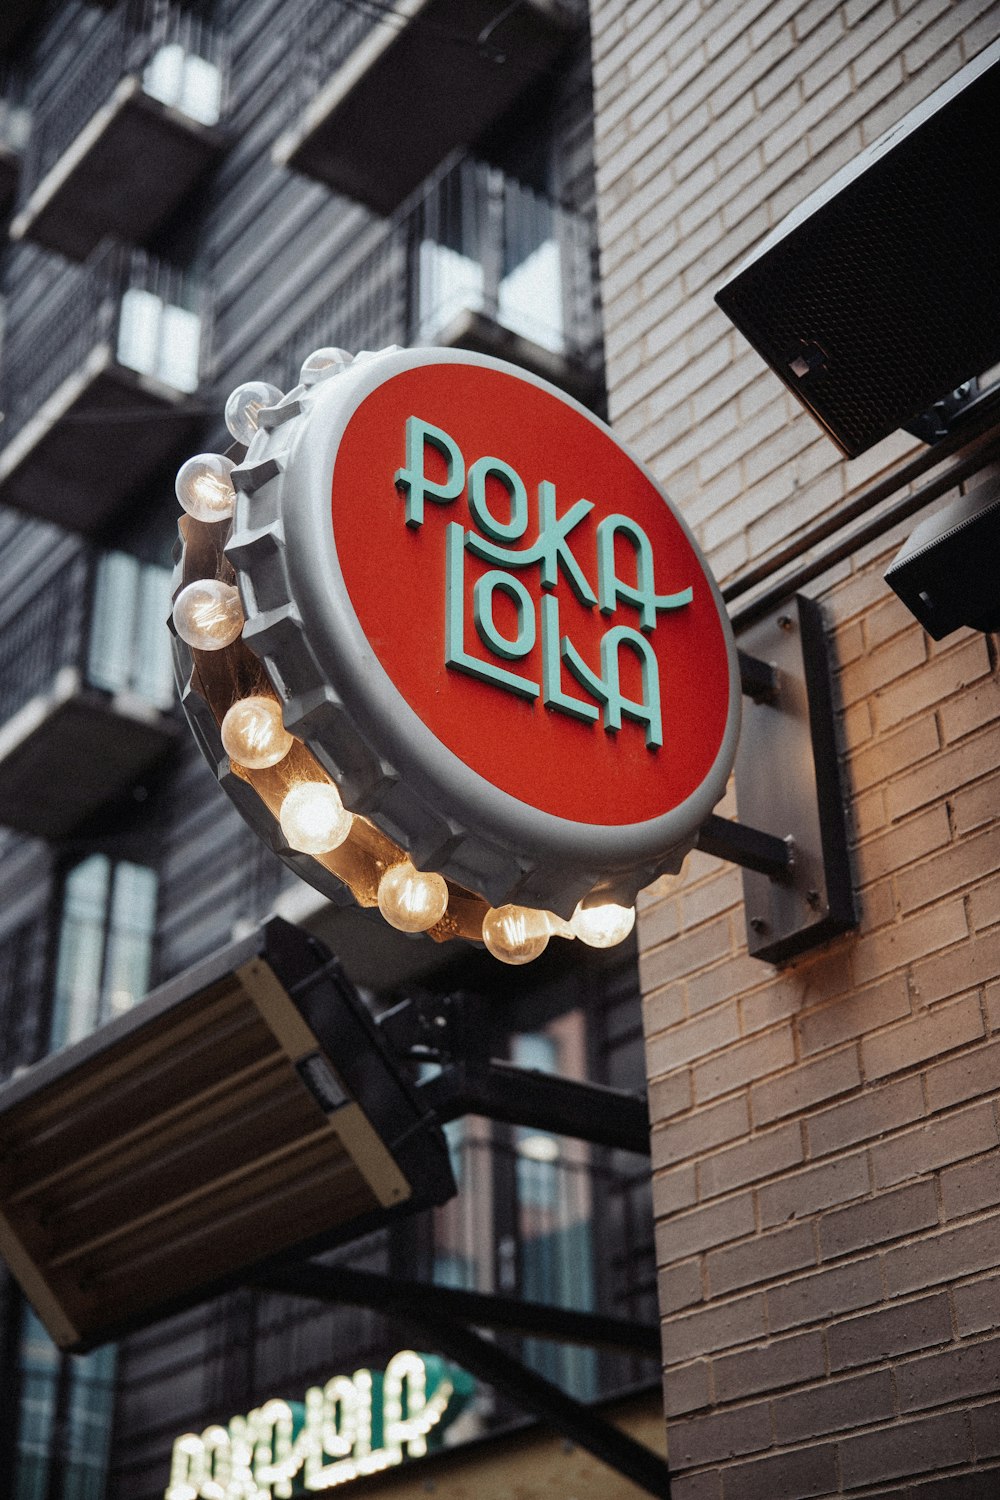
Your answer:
[171,348,740,963]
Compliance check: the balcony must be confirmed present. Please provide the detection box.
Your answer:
[10,1,225,260]
[264,157,602,406]
[0,242,207,534]
[272,0,580,215]
[0,546,177,840]
[403,155,603,403]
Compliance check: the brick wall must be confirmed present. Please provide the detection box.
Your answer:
[590,1,1000,1494]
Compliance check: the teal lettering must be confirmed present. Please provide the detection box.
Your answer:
[467,457,528,542]
[474,571,535,661]
[394,417,465,528]
[466,481,597,606]
[444,524,538,701]
[540,595,599,724]
[562,624,662,749]
[596,514,692,631]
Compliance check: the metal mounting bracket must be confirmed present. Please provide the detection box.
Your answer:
[255,1261,672,1499]
[732,594,856,964]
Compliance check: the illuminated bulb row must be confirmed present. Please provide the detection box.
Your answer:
[172,578,244,651]
[481,899,636,965]
[221,695,293,769]
[279,781,353,855]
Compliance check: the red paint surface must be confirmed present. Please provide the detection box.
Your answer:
[331,364,731,826]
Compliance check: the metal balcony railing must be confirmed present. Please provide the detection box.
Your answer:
[262,157,602,397]
[274,0,585,214]
[430,1127,656,1401]
[403,155,602,372]
[0,241,204,454]
[18,0,226,200]
[0,547,174,730]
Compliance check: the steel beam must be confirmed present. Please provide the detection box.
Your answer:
[256,1262,672,1500]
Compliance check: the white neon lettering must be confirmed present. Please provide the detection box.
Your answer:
[165,1353,459,1500]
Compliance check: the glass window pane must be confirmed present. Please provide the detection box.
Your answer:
[13,1308,60,1500]
[135,564,175,709]
[117,287,162,378]
[50,856,110,1051]
[61,1344,117,1500]
[101,863,157,1022]
[158,304,201,392]
[87,552,140,696]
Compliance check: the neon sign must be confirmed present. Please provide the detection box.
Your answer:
[165,1350,473,1499]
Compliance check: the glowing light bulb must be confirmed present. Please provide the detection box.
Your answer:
[481,905,550,965]
[377,860,448,933]
[172,579,244,650]
[569,900,637,948]
[298,346,353,386]
[221,695,293,769]
[279,781,352,854]
[224,380,283,444]
[175,452,236,522]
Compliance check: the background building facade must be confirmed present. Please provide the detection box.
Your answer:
[589,0,1000,1494]
[0,3,663,1497]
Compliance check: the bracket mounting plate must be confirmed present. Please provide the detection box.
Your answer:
[734,595,855,964]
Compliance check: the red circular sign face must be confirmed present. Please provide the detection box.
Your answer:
[331,364,732,827]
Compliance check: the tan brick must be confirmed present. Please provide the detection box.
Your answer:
[940,677,1000,744]
[883,1211,1000,1297]
[653,1003,741,1071]
[768,1257,882,1332]
[896,824,1000,914]
[910,928,1000,1007]
[700,1122,803,1199]
[853,804,951,886]
[797,975,910,1056]
[742,948,853,1037]
[820,1180,939,1258]
[753,1046,862,1127]
[851,715,940,791]
[952,769,1000,836]
[653,1162,698,1217]
[639,914,731,993]
[651,1094,751,1171]
[873,634,992,733]
[862,992,985,1081]
[693,1027,796,1105]
[970,872,1000,933]
[886,729,997,821]
[655,1191,756,1264]
[807,1074,925,1159]
[925,1033,1000,1113]
[664,1292,768,1364]
[707,1221,816,1297]
[759,1151,870,1228]
[850,901,968,989]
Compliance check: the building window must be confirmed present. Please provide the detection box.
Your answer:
[12,1306,116,1500]
[87,551,175,711]
[49,856,158,1053]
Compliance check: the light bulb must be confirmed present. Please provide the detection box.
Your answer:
[279,781,352,854]
[224,380,283,444]
[221,696,293,769]
[298,346,353,386]
[482,905,550,965]
[377,860,448,933]
[172,579,244,650]
[175,452,236,522]
[569,901,636,948]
